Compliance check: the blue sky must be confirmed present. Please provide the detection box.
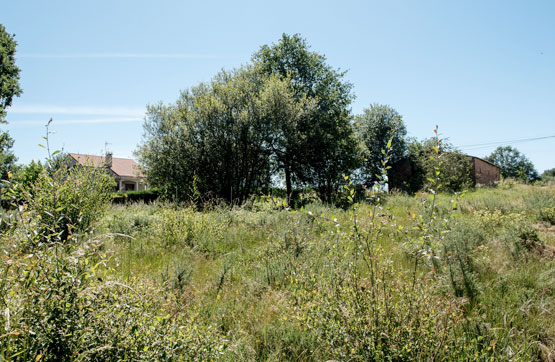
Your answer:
[2,0,554,172]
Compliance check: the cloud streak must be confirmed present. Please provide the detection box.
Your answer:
[10,104,145,117]
[14,117,142,126]
[18,53,228,59]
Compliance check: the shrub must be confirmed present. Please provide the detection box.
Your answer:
[0,242,226,361]
[24,163,115,244]
[112,188,160,204]
[401,138,473,193]
[539,207,555,225]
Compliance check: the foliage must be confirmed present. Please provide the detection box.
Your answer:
[542,168,555,179]
[0,24,22,123]
[356,104,407,185]
[403,136,473,193]
[137,67,276,204]
[1,181,553,360]
[541,168,555,185]
[112,188,160,204]
[139,34,360,205]
[485,146,539,183]
[0,242,226,361]
[26,163,115,243]
[253,33,361,202]
[257,73,317,206]
[1,160,43,206]
[0,130,17,180]
[4,138,115,244]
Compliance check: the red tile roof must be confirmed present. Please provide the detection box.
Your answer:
[68,153,144,178]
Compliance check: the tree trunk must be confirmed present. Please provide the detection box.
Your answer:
[285,164,292,207]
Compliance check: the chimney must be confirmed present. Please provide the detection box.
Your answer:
[105,153,113,168]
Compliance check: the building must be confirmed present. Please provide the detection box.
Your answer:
[388,154,500,191]
[68,153,147,192]
[469,156,500,186]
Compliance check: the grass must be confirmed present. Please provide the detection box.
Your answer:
[1,182,554,360]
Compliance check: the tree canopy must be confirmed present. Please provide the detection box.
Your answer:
[0,24,21,179]
[0,131,16,179]
[485,146,538,183]
[356,104,406,185]
[138,34,361,204]
[0,24,22,124]
[253,33,360,202]
[138,67,276,204]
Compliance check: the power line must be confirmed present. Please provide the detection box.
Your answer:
[457,135,555,151]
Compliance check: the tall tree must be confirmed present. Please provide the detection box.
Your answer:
[356,104,406,185]
[137,67,275,204]
[0,24,22,123]
[485,146,538,183]
[253,33,360,202]
[258,74,316,204]
[0,24,21,179]
[0,131,16,179]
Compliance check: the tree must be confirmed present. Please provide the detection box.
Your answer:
[0,24,22,123]
[137,67,275,204]
[253,33,361,202]
[399,138,473,193]
[0,24,22,183]
[257,74,316,205]
[541,168,555,181]
[0,131,16,179]
[485,146,538,183]
[356,104,406,186]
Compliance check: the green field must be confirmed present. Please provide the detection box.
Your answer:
[1,182,554,361]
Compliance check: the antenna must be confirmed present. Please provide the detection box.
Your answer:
[104,141,112,155]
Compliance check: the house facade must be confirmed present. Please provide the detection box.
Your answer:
[68,153,147,192]
[470,156,500,186]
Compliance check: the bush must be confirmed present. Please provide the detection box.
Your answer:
[539,207,555,225]
[0,242,226,361]
[112,188,160,204]
[23,163,114,244]
[399,138,473,193]
[1,160,44,207]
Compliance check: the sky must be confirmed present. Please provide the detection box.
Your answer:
[2,0,554,173]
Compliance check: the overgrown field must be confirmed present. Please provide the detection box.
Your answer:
[1,182,554,361]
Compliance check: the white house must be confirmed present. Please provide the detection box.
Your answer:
[68,153,147,192]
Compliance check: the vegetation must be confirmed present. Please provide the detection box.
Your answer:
[253,34,360,202]
[0,24,22,123]
[356,104,406,186]
[541,168,555,185]
[1,30,553,361]
[137,34,361,205]
[394,136,474,193]
[0,131,17,180]
[1,174,554,360]
[0,24,22,181]
[486,146,539,183]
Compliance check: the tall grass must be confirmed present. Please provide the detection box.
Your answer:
[1,181,554,360]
